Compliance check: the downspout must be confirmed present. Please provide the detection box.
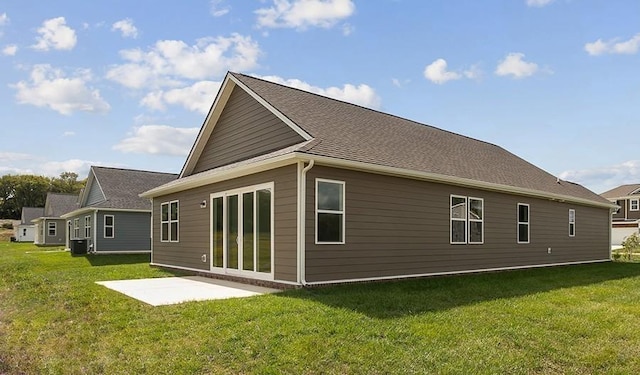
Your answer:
[298,159,314,286]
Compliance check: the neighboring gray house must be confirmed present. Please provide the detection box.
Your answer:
[16,207,44,242]
[601,184,640,247]
[33,193,79,246]
[61,166,177,254]
[141,72,615,287]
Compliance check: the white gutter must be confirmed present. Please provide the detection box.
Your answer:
[297,159,314,286]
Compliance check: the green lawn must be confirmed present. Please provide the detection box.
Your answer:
[2,242,640,374]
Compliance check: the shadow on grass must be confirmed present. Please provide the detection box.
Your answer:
[281,262,640,319]
[72,253,151,266]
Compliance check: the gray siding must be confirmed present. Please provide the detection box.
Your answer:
[305,166,611,283]
[43,219,66,245]
[190,87,305,175]
[95,211,151,252]
[152,165,298,282]
[86,180,105,206]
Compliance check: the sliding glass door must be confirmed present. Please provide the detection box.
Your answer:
[210,183,273,278]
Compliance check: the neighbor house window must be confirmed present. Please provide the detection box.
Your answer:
[316,179,345,244]
[104,215,114,238]
[161,201,179,242]
[73,218,80,238]
[84,216,91,238]
[569,209,575,237]
[48,222,56,237]
[451,195,484,244]
[517,203,530,244]
[631,199,639,211]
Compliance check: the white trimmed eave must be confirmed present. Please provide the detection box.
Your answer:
[300,153,618,210]
[61,207,150,219]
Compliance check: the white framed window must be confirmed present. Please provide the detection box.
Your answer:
[517,203,530,244]
[316,179,345,244]
[631,199,639,211]
[104,215,114,238]
[451,195,484,244]
[84,216,91,238]
[48,221,56,237]
[569,209,576,237]
[161,201,179,242]
[73,218,80,239]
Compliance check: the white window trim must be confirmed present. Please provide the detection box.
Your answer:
[48,221,57,237]
[315,178,346,245]
[630,199,639,211]
[517,203,530,244]
[450,195,468,244]
[468,197,484,245]
[569,209,576,237]
[160,200,179,243]
[104,215,115,239]
[84,215,91,238]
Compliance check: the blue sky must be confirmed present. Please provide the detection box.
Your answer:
[0,0,638,193]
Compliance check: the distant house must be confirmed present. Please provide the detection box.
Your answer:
[33,193,79,246]
[61,166,177,254]
[16,207,44,242]
[601,184,640,247]
[141,72,614,287]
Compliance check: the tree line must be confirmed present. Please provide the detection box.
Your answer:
[0,172,85,219]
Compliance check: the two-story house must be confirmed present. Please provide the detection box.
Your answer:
[601,184,640,247]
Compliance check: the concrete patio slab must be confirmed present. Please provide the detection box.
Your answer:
[96,276,281,306]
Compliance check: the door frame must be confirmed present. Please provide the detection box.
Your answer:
[209,182,275,281]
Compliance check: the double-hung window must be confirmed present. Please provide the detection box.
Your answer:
[569,209,576,237]
[450,195,484,244]
[316,179,345,244]
[73,218,80,239]
[84,216,91,238]
[48,222,57,237]
[104,215,114,238]
[517,203,530,244]
[631,199,639,211]
[161,201,179,242]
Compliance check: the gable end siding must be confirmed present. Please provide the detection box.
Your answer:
[304,166,610,283]
[190,87,305,175]
[86,179,106,206]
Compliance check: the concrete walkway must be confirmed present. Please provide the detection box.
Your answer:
[96,276,280,306]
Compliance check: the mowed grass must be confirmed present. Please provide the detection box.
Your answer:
[2,242,640,374]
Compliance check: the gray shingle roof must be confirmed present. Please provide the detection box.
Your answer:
[45,193,79,217]
[601,184,640,199]
[21,207,44,224]
[231,72,609,206]
[89,166,177,210]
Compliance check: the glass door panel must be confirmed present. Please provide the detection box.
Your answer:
[257,189,271,273]
[212,197,223,268]
[226,195,239,270]
[242,192,254,271]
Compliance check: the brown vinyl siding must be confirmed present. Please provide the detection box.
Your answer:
[191,87,305,175]
[627,198,640,220]
[305,166,610,283]
[152,165,298,282]
[612,199,626,220]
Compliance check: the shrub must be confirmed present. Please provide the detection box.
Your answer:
[621,232,640,261]
[1,222,13,230]
[612,251,622,261]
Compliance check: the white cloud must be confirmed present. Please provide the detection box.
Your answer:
[0,13,8,26]
[526,0,555,7]
[560,160,640,194]
[106,34,260,89]
[495,52,539,79]
[141,80,222,114]
[111,18,138,38]
[342,23,354,36]
[32,17,77,51]
[2,44,17,56]
[0,154,104,178]
[210,0,231,17]
[256,0,355,30]
[423,59,461,84]
[11,64,110,115]
[585,33,640,56]
[113,125,199,156]
[258,74,381,109]
[62,131,75,137]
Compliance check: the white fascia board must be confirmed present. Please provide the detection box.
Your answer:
[229,74,312,141]
[297,153,617,210]
[61,207,150,219]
